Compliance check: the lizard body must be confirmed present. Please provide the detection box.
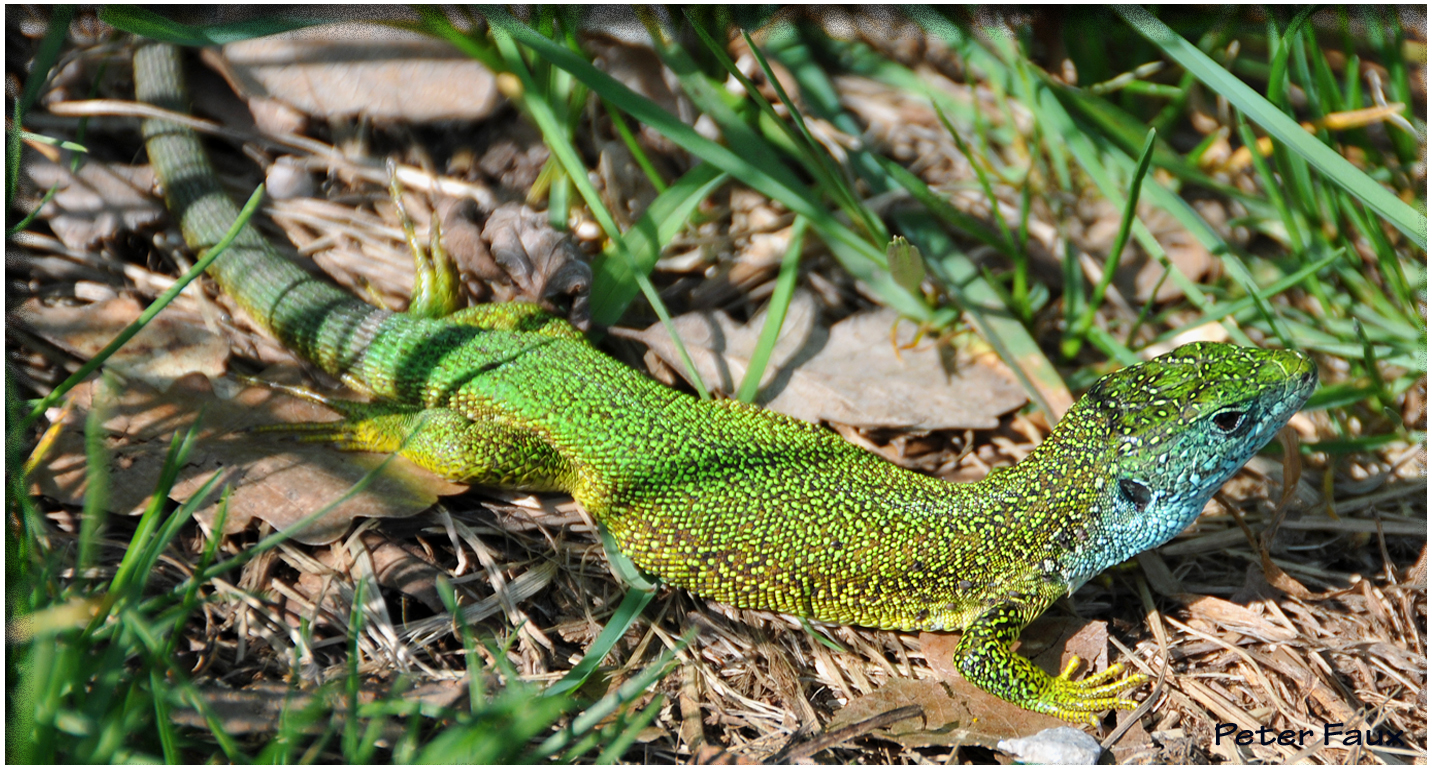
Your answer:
[133,42,1316,721]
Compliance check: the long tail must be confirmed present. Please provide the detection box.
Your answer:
[134,42,388,379]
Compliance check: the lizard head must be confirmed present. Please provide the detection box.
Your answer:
[1053,342,1316,583]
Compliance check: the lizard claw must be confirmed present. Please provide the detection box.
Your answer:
[1031,656,1147,724]
[235,374,344,410]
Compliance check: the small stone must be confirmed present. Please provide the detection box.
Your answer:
[997,726,1103,764]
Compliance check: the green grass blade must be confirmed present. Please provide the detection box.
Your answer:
[1337,192,1421,325]
[436,576,485,712]
[544,583,654,698]
[1045,72,1238,196]
[1118,6,1426,248]
[936,107,1018,253]
[603,98,668,194]
[99,5,329,45]
[1024,74,1255,348]
[107,424,198,599]
[1237,116,1305,253]
[17,131,88,154]
[1353,319,1394,411]
[149,667,178,762]
[737,217,808,403]
[1157,249,1344,344]
[1288,24,1324,120]
[1304,25,1343,114]
[166,488,228,659]
[588,162,727,327]
[342,581,365,761]
[876,156,1013,259]
[127,469,219,600]
[1064,127,1157,359]
[594,693,666,763]
[910,11,1257,369]
[6,382,42,761]
[734,28,886,242]
[771,26,1068,419]
[686,23,821,182]
[529,640,681,760]
[1265,7,1316,109]
[8,183,62,237]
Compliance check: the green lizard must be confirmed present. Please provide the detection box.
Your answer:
[132,42,1316,722]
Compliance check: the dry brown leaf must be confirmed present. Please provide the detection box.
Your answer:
[824,676,1067,749]
[214,25,500,125]
[13,297,229,392]
[481,203,593,328]
[32,373,467,546]
[23,151,163,249]
[632,292,1026,430]
[1029,617,1115,675]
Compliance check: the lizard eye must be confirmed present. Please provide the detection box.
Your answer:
[1118,478,1152,512]
[1212,409,1249,435]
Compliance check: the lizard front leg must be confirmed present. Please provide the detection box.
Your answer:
[955,596,1147,723]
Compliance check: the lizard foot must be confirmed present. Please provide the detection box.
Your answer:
[235,374,401,448]
[1028,656,1147,724]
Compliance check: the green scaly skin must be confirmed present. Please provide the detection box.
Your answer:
[134,42,1317,722]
